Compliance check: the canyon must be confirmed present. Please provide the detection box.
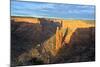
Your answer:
[11,16,95,66]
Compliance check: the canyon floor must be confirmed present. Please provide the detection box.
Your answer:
[11,16,95,67]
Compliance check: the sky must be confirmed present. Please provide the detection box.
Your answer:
[11,0,95,20]
[11,0,95,5]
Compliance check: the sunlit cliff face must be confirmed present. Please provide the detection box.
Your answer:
[61,20,95,44]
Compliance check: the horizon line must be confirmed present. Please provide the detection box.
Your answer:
[11,15,95,21]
